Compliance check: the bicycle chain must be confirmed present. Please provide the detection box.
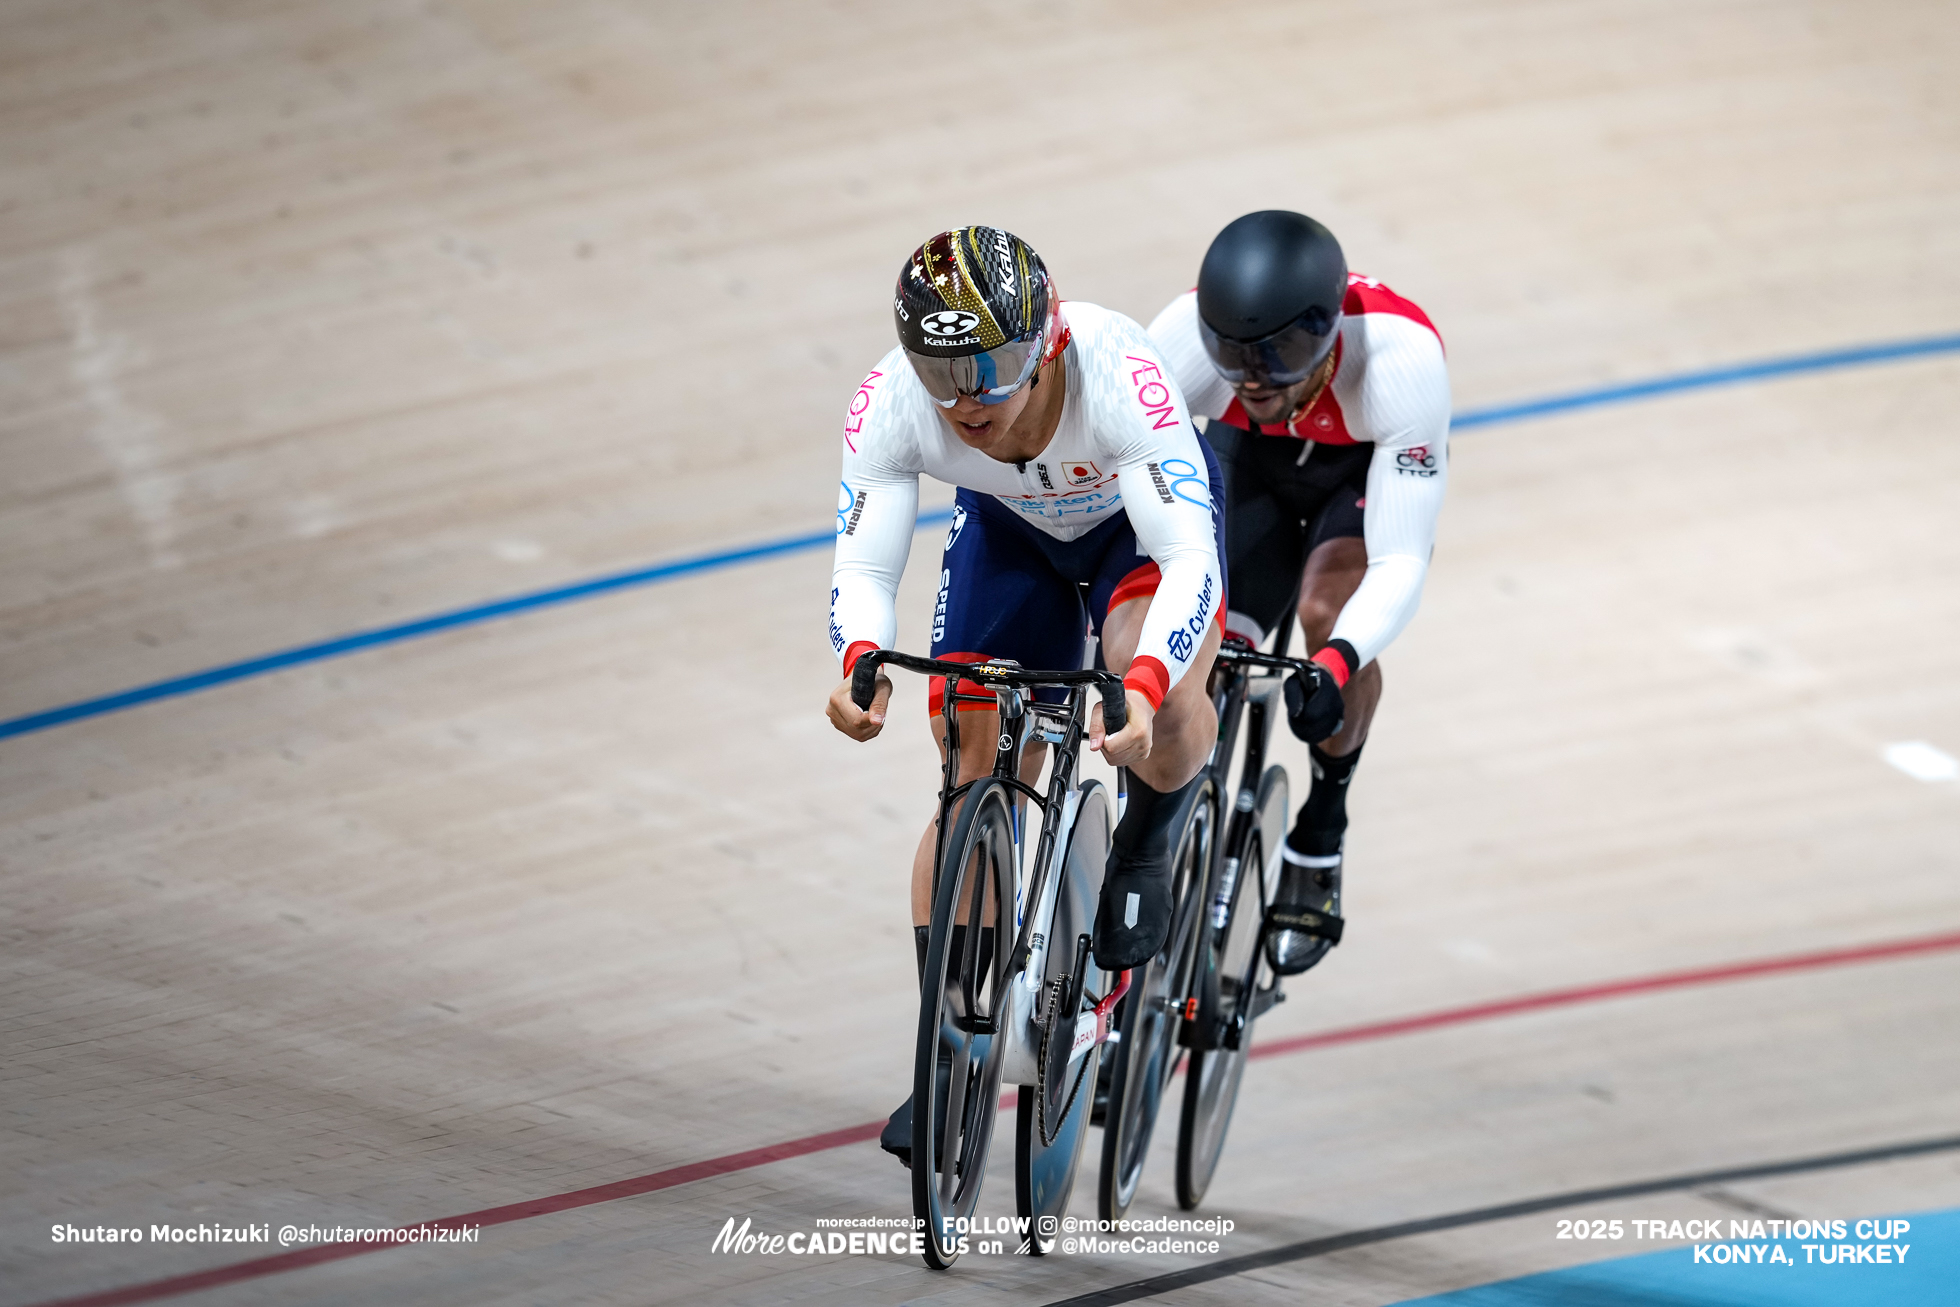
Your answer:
[1034,975,1095,1147]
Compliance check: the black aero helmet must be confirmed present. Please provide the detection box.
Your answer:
[895,226,1067,408]
[1196,211,1347,388]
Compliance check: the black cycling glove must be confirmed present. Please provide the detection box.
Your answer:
[1284,662,1346,743]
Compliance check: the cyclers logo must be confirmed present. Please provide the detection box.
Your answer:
[945,503,967,551]
[1395,445,1438,477]
[920,310,980,338]
[1164,573,1215,664]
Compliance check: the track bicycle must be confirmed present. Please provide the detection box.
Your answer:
[851,650,1135,1269]
[1096,628,1319,1216]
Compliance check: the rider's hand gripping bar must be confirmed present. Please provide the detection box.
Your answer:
[851,649,1128,734]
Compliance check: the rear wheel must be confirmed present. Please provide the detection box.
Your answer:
[1096,778,1214,1220]
[1176,765,1287,1210]
[914,779,1014,1268]
[1016,780,1112,1248]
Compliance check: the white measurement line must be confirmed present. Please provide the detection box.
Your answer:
[1882,741,1959,783]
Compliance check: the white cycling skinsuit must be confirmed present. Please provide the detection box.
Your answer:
[1147,274,1448,676]
[831,300,1223,710]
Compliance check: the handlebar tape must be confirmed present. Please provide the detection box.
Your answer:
[850,654,882,711]
[1100,680,1128,735]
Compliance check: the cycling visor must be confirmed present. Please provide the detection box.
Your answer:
[1197,308,1342,388]
[904,333,1044,407]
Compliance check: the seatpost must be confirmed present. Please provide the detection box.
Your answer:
[995,685,1027,777]
[1271,567,1306,658]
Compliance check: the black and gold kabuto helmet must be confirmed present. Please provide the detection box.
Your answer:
[894,226,1068,407]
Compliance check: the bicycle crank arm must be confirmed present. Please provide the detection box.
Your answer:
[1248,984,1287,1020]
[1066,961,1134,1064]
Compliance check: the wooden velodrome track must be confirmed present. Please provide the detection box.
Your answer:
[5,2,1959,1304]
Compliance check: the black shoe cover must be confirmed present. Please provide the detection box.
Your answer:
[880,1096,913,1169]
[1093,844,1173,971]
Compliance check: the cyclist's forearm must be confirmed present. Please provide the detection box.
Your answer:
[829,477,917,667]
[1123,551,1221,707]
[829,570,898,671]
[1324,553,1427,673]
[1113,445,1222,707]
[1320,432,1446,675]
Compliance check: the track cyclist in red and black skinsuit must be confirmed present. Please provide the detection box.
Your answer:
[1149,211,1450,976]
[824,226,1226,1167]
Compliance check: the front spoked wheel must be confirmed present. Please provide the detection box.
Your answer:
[914,779,1014,1268]
[1177,765,1287,1210]
[1097,779,1214,1220]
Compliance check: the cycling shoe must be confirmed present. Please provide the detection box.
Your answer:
[880,1096,914,1168]
[1263,848,1344,975]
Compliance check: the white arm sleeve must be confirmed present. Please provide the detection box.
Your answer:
[1095,327,1224,697]
[1146,290,1235,422]
[1329,316,1450,668]
[829,365,922,666]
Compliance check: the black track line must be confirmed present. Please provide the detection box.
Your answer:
[1039,1132,1960,1307]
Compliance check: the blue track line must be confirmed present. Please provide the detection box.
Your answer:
[0,513,952,741]
[5,331,1960,743]
[1451,333,1960,428]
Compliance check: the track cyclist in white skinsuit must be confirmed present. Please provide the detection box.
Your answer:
[824,226,1226,1167]
[1149,210,1450,977]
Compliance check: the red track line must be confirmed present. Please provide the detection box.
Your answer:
[35,1123,890,1307]
[1249,926,1960,1061]
[31,927,1960,1307]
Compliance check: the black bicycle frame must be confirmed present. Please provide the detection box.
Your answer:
[1194,608,1314,1049]
[851,651,1128,1020]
